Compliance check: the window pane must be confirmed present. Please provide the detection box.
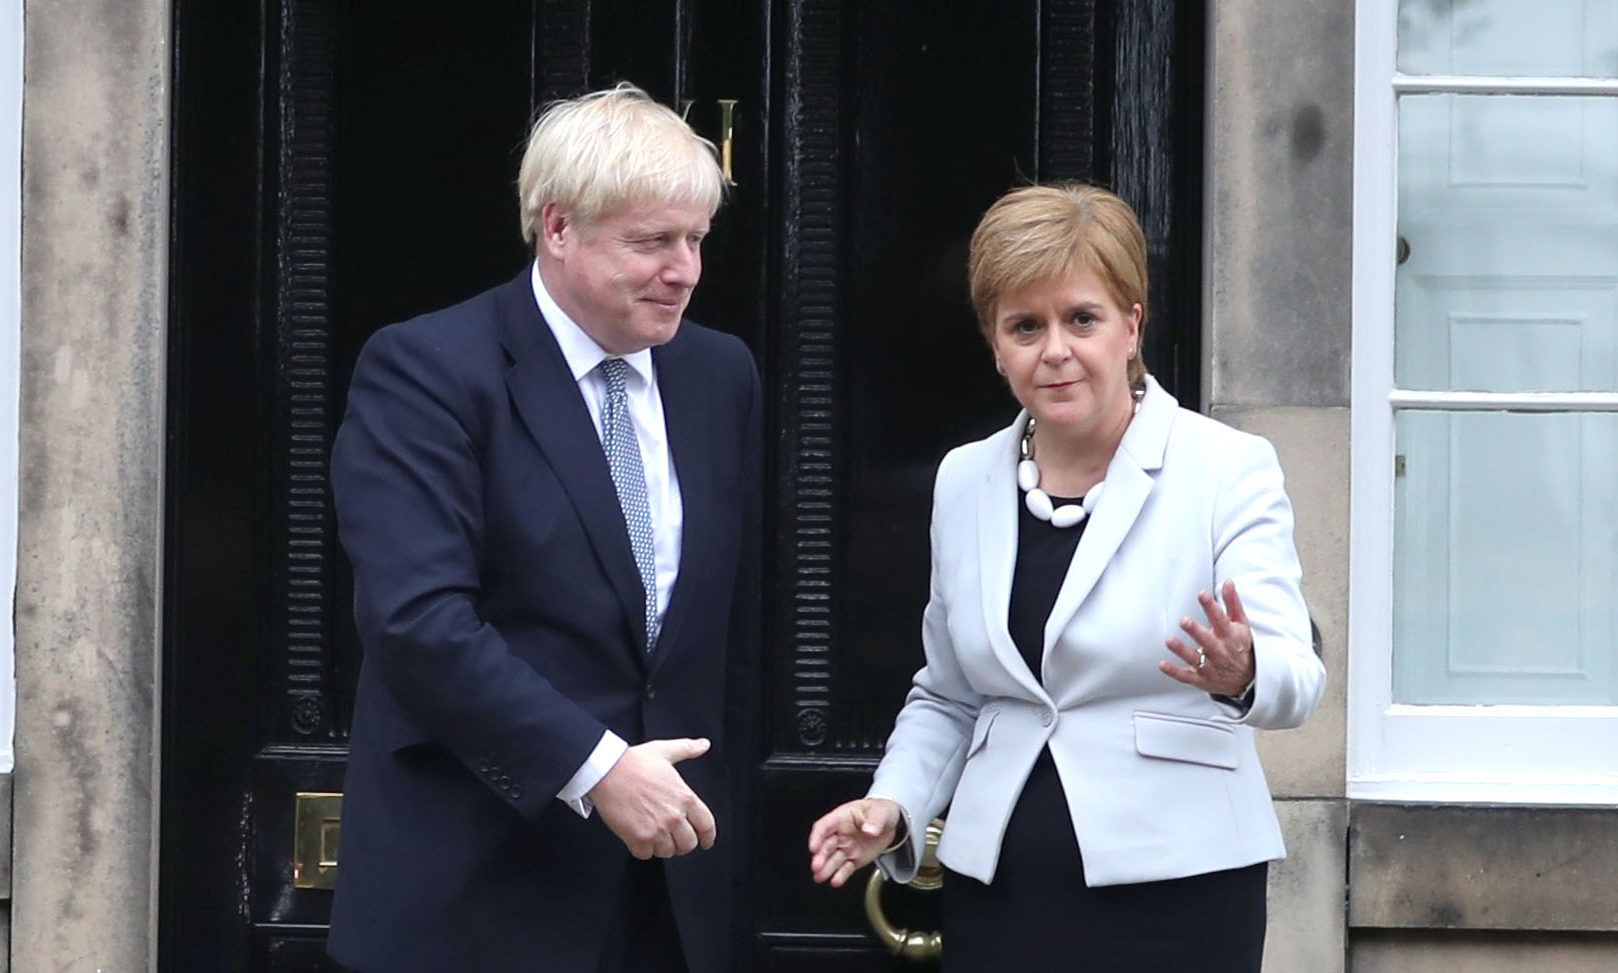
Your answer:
[1396,94,1618,392]
[1398,0,1618,78]
[1393,410,1618,705]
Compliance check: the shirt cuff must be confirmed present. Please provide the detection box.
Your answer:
[1211,678,1256,715]
[557,731,629,818]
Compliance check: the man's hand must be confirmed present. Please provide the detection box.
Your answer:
[589,737,717,860]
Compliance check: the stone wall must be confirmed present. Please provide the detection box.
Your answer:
[11,1,170,971]
[1205,0,1354,969]
[1,773,10,972]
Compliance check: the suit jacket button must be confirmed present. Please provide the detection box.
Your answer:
[645,687,656,701]
[1041,712,1054,727]
[509,784,524,799]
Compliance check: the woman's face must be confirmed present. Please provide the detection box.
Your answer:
[991,265,1141,444]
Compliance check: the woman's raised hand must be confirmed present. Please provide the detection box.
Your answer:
[808,797,903,888]
[1159,579,1257,698]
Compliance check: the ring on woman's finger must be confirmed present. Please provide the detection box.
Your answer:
[1196,648,1207,670]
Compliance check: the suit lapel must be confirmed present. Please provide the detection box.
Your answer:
[1042,377,1176,655]
[645,336,707,669]
[495,272,651,656]
[976,415,1050,700]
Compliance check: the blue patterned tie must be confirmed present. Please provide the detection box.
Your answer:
[598,358,658,647]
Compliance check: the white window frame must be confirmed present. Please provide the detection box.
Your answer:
[1349,0,1618,804]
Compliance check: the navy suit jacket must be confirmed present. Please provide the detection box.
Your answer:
[326,269,761,973]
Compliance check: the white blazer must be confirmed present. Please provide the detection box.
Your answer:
[869,376,1325,888]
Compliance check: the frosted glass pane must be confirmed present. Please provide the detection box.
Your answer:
[1398,0,1618,78]
[1393,411,1618,705]
[1396,95,1618,392]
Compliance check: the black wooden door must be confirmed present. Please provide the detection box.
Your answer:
[162,2,1202,969]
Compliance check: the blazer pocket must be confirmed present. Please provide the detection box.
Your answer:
[1132,711,1241,769]
[966,708,999,758]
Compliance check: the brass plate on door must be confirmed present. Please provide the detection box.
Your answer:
[293,792,343,890]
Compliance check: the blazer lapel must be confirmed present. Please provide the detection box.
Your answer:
[644,334,707,669]
[495,273,652,656]
[976,415,1050,700]
[1042,377,1176,654]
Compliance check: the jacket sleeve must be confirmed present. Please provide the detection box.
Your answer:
[1211,435,1327,730]
[721,342,764,942]
[867,451,985,882]
[330,324,607,817]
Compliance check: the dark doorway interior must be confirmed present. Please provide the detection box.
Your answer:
[163,1,1203,969]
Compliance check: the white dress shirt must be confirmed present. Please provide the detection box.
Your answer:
[530,262,684,815]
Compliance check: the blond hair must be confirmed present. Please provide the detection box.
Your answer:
[517,83,725,243]
[968,184,1150,386]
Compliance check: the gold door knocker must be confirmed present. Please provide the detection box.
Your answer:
[863,818,945,962]
[679,99,739,187]
[716,99,738,186]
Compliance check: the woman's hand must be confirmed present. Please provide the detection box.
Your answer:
[1159,579,1256,698]
[808,797,904,888]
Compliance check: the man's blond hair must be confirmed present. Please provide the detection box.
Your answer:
[517,83,725,243]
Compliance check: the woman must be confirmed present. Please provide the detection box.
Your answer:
[808,184,1325,971]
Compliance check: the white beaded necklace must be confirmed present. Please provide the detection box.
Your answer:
[1017,416,1103,528]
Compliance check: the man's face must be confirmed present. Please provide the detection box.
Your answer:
[539,199,712,355]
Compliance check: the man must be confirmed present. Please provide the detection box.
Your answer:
[327,84,760,973]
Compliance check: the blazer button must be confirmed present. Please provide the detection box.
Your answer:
[645,687,657,701]
[509,784,524,799]
[1041,711,1054,727]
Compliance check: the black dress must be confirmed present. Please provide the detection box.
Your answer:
[938,495,1268,972]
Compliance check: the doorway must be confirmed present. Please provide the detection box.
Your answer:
[162,1,1204,968]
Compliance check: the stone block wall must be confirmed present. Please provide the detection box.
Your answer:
[1205,0,1353,967]
[11,0,170,971]
[2,772,10,973]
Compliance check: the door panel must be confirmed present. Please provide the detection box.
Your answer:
[164,1,1203,968]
